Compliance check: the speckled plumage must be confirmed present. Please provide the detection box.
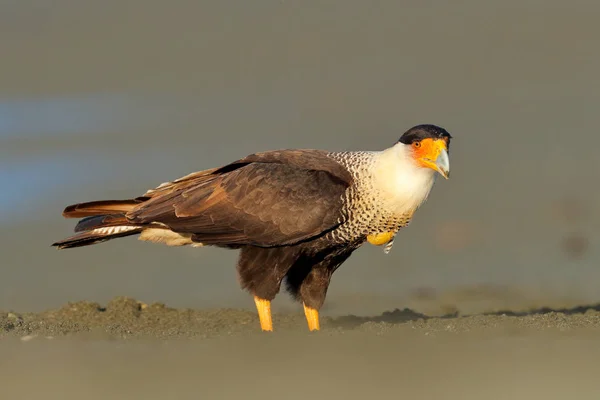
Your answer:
[323,150,431,247]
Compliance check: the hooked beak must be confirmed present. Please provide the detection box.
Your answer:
[434,148,450,179]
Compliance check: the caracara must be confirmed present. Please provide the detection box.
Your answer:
[52,124,451,332]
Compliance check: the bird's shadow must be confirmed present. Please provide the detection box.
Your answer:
[330,303,600,329]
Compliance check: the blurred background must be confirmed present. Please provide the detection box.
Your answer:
[1,0,599,316]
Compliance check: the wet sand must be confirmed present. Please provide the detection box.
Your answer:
[2,297,600,399]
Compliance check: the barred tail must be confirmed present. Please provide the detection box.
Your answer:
[51,223,143,249]
[53,201,144,249]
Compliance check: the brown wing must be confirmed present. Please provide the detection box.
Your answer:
[127,149,352,247]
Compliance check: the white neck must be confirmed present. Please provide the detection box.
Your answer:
[371,144,436,214]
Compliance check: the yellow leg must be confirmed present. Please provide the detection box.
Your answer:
[253,296,273,332]
[303,303,320,331]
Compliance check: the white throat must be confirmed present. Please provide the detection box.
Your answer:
[372,144,436,214]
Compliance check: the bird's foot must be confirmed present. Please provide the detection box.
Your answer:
[303,303,320,331]
[253,296,273,332]
[367,231,395,246]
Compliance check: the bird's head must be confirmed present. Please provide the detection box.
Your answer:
[397,124,452,179]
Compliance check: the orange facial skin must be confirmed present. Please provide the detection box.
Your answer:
[411,138,450,178]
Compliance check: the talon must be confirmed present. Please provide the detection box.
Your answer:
[367,231,395,246]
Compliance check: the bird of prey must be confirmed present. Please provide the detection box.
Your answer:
[52,124,451,332]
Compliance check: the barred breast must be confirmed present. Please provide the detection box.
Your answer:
[321,151,410,245]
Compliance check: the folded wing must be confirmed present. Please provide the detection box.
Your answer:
[127,150,352,247]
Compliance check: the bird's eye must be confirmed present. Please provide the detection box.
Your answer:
[413,141,421,148]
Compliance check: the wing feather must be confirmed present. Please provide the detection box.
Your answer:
[127,150,351,247]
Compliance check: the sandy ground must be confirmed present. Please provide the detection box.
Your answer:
[2,298,600,400]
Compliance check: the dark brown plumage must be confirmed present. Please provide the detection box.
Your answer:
[129,150,350,246]
[53,125,452,331]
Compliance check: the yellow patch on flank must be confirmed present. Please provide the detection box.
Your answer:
[367,231,395,246]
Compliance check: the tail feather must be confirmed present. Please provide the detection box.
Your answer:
[52,225,142,249]
[54,199,147,249]
[74,214,131,232]
[62,199,144,218]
